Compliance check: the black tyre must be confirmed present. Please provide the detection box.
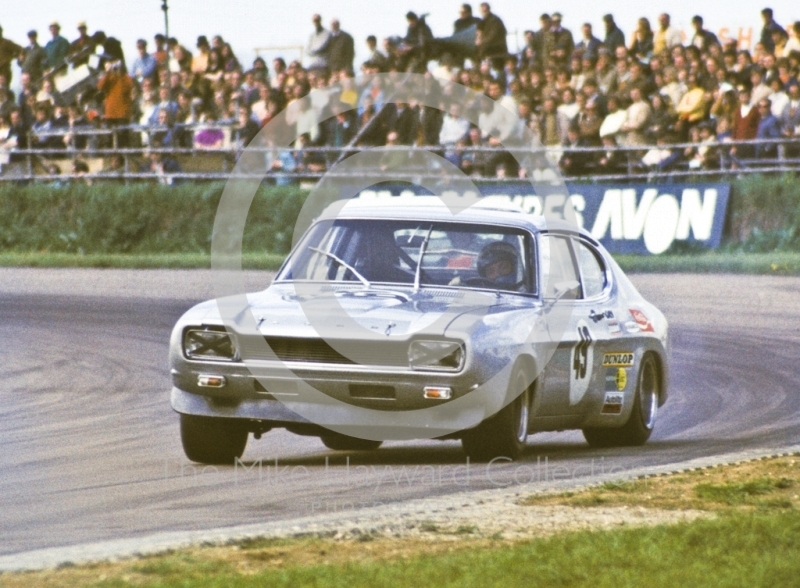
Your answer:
[583,353,659,448]
[320,431,383,451]
[461,371,531,461]
[180,414,248,464]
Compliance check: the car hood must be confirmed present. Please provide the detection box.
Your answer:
[184,282,533,340]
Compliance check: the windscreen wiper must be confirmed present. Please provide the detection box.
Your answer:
[413,225,434,294]
[308,246,371,288]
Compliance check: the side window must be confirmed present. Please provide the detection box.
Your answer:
[576,241,607,298]
[539,235,580,298]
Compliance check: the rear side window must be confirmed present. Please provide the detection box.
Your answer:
[539,235,580,298]
[576,241,607,298]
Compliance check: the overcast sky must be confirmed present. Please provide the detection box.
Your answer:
[2,0,797,84]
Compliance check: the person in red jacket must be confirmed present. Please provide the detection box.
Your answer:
[97,61,134,147]
[731,86,760,161]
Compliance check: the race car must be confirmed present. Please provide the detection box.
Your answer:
[169,197,668,463]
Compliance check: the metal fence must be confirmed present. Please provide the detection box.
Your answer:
[2,122,800,184]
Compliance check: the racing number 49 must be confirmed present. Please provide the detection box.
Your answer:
[573,326,592,380]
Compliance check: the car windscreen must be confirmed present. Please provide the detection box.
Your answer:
[277,219,535,294]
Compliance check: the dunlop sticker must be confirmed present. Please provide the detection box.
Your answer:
[602,352,634,368]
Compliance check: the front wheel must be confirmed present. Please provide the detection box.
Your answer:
[180,414,248,464]
[461,371,531,461]
[583,354,659,447]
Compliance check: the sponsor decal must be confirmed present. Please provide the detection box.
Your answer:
[607,319,621,336]
[623,320,640,333]
[601,391,624,414]
[629,309,654,332]
[604,368,628,391]
[569,320,594,405]
[602,352,635,368]
[615,368,627,391]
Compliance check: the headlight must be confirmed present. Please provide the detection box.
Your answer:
[183,327,238,361]
[408,340,464,371]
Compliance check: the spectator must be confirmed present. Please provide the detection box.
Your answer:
[364,35,387,71]
[731,86,760,160]
[783,22,800,57]
[142,141,182,185]
[654,14,682,55]
[439,102,470,165]
[596,134,626,173]
[620,86,652,146]
[69,21,93,66]
[0,113,17,173]
[327,19,354,75]
[18,30,47,83]
[755,97,781,158]
[690,16,719,52]
[307,14,331,71]
[192,35,211,74]
[675,74,708,123]
[577,98,603,145]
[760,8,786,54]
[575,23,601,61]
[476,3,508,70]
[386,101,419,145]
[44,22,70,72]
[629,18,654,62]
[533,14,554,69]
[769,76,789,117]
[131,39,157,83]
[150,84,179,125]
[0,26,22,84]
[399,11,433,73]
[97,61,134,146]
[602,14,625,54]
[750,67,771,105]
[549,12,574,68]
[559,125,592,176]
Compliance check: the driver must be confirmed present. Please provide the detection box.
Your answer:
[476,242,520,288]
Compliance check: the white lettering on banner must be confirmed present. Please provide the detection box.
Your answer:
[622,188,657,240]
[568,195,585,229]
[590,187,719,254]
[676,189,717,241]
[643,195,680,254]
[591,189,624,240]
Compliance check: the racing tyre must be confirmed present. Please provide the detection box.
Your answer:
[180,414,249,464]
[461,371,531,461]
[320,431,383,451]
[583,354,659,447]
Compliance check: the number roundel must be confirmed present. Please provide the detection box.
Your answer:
[569,320,594,405]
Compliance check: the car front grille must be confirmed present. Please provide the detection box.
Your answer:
[239,336,408,367]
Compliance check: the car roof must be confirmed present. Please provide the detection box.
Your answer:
[317,196,588,237]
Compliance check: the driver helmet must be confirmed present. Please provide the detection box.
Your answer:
[476,241,519,283]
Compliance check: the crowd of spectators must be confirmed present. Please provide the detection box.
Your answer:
[1,4,800,179]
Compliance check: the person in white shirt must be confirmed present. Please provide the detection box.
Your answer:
[654,14,683,54]
[769,77,789,118]
[306,14,331,71]
[440,103,470,166]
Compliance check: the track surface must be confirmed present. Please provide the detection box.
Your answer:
[1,269,798,556]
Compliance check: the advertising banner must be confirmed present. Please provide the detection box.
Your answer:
[355,183,730,255]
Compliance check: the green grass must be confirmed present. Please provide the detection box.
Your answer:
[616,251,800,275]
[0,252,286,270]
[78,511,800,588]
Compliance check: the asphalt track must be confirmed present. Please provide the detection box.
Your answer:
[1,269,798,557]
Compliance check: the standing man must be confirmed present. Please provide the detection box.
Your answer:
[307,14,331,72]
[534,14,554,69]
[760,8,785,54]
[653,14,682,54]
[18,30,47,83]
[44,22,70,72]
[690,16,719,52]
[476,2,507,71]
[603,15,626,55]
[549,13,574,68]
[327,19,354,75]
[0,26,23,85]
[454,4,481,33]
[575,23,601,61]
[69,21,93,66]
[97,60,134,147]
[131,39,157,84]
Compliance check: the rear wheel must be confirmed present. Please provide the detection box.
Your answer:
[320,431,383,451]
[461,371,531,461]
[180,414,248,464]
[583,354,659,447]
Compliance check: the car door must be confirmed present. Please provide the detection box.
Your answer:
[537,234,612,416]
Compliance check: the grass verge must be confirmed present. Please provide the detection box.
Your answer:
[615,251,800,274]
[0,252,286,270]
[2,251,800,274]
[2,457,798,588]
